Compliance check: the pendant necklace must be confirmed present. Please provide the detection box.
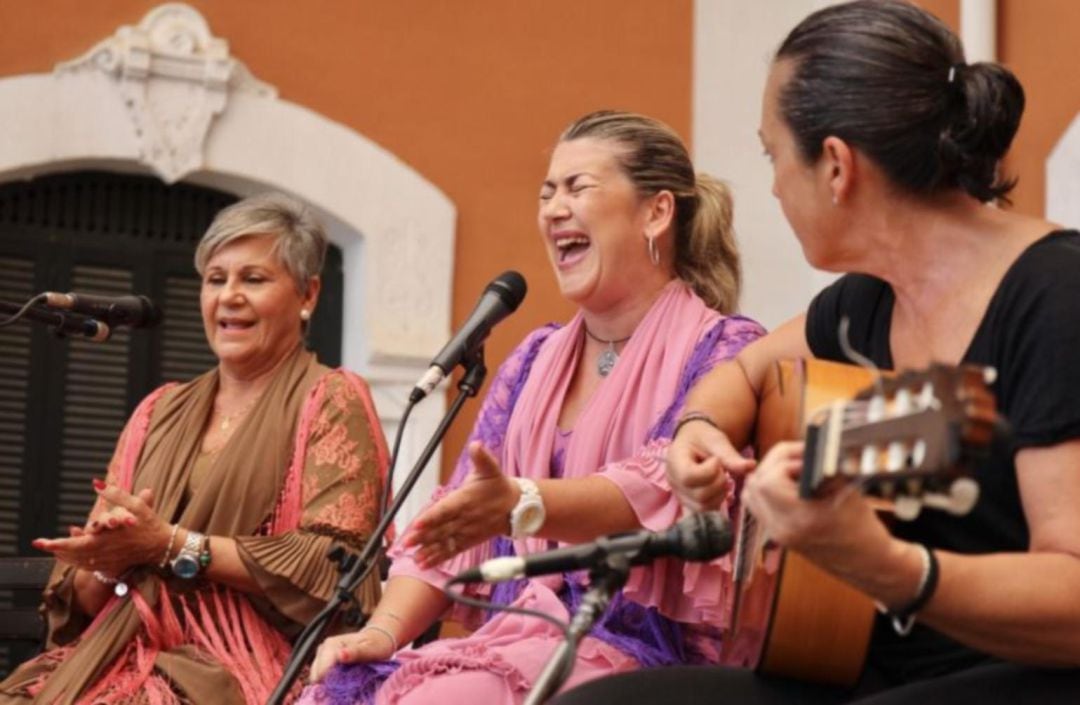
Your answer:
[584,326,632,377]
[216,394,261,433]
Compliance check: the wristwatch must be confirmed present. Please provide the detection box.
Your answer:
[509,477,546,538]
[171,530,208,579]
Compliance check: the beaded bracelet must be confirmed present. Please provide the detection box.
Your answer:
[92,570,130,597]
[879,544,940,636]
[672,411,721,439]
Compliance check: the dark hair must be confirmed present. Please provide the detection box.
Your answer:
[560,110,741,313]
[776,0,1024,203]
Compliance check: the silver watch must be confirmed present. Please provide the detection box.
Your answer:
[509,477,545,538]
[170,530,206,579]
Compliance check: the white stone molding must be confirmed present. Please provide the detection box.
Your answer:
[692,0,839,330]
[55,3,275,183]
[0,3,456,526]
[1047,112,1080,228]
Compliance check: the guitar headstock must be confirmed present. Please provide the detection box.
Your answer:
[801,364,1000,519]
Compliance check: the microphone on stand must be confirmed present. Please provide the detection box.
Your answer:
[452,511,733,584]
[22,306,111,342]
[43,292,162,329]
[411,271,527,402]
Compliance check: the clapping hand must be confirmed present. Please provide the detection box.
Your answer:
[32,480,171,578]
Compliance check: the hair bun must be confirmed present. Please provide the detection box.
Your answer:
[938,61,1025,201]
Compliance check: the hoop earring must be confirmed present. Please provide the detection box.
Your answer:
[647,237,660,266]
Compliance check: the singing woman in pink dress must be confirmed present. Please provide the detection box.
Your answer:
[300,110,765,705]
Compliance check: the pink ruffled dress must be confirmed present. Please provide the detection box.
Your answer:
[300,281,765,704]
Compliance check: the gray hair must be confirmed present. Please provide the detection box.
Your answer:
[194,192,328,291]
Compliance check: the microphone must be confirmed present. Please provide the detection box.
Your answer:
[411,271,527,402]
[453,511,733,584]
[44,292,162,329]
[22,306,111,342]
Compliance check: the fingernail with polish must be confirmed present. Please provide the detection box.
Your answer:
[92,478,106,491]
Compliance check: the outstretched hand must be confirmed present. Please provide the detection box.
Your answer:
[33,482,171,577]
[404,442,519,569]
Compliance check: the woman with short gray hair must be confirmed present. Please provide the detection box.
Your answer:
[195,191,328,294]
[3,192,389,704]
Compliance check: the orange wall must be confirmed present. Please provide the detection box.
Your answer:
[999,0,1080,217]
[921,0,959,32]
[0,1,692,477]
[918,0,1080,219]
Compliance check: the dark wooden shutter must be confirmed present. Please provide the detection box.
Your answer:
[161,274,218,382]
[56,265,134,532]
[0,256,35,675]
[0,171,343,676]
[0,256,34,556]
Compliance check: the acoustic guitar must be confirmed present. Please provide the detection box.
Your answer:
[718,358,998,685]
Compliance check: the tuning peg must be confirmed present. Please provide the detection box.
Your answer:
[893,495,923,521]
[919,478,980,516]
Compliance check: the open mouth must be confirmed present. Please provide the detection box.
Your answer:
[554,234,591,265]
[218,318,255,331]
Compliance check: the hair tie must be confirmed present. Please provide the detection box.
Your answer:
[947,63,965,85]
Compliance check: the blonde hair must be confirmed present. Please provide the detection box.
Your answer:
[560,110,741,313]
[194,192,328,292]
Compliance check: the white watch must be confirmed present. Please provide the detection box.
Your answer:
[509,477,546,538]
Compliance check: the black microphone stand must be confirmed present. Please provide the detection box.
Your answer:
[523,553,632,705]
[267,350,488,705]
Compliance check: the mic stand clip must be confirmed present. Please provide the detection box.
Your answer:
[523,553,632,705]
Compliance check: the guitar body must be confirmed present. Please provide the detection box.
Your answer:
[721,359,879,686]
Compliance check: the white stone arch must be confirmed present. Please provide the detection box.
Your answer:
[0,3,454,524]
[1048,112,1080,228]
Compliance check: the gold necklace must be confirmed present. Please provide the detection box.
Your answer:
[215,395,261,433]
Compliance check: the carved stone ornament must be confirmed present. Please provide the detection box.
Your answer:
[54,3,276,183]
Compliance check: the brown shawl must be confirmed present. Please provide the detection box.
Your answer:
[32,345,325,703]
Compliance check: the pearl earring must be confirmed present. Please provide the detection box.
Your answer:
[300,309,311,321]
